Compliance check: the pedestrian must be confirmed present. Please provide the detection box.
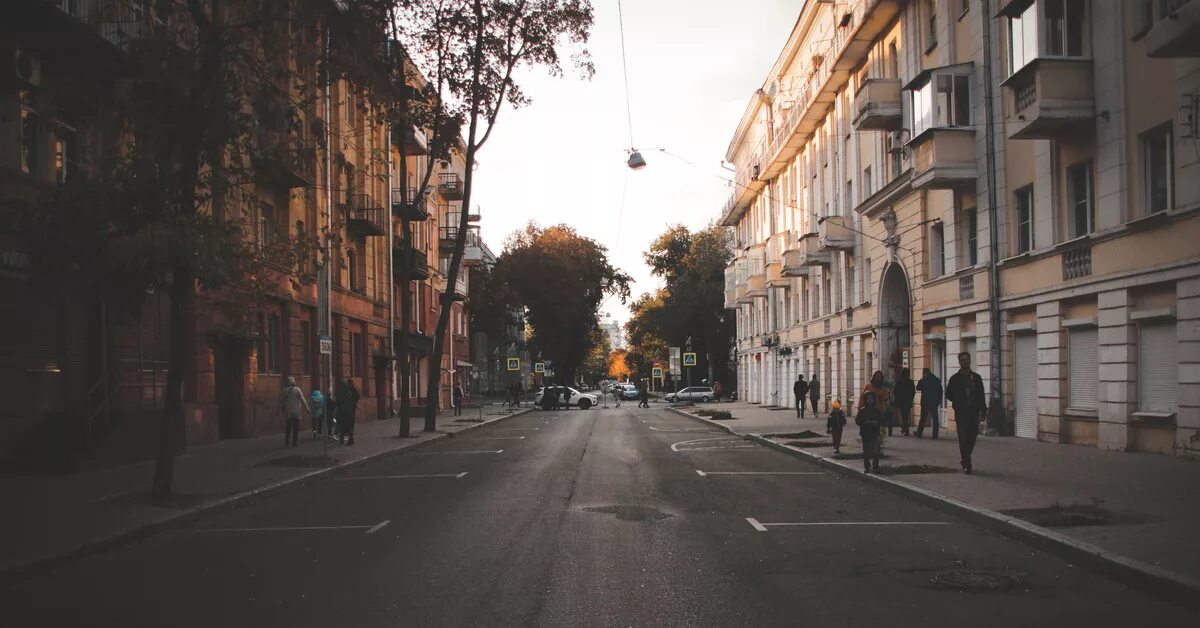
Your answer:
[337,378,360,446]
[945,352,986,474]
[453,383,464,416]
[894,368,915,436]
[613,384,622,408]
[712,380,723,403]
[638,381,650,408]
[309,388,325,438]
[915,367,943,439]
[859,370,893,435]
[827,399,847,454]
[856,390,883,473]
[277,376,309,448]
[325,388,338,440]
[808,374,821,418]
[563,386,574,410]
[793,374,809,418]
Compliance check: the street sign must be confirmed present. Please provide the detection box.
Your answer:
[683,352,697,367]
[534,362,546,373]
[669,347,681,376]
[319,335,332,355]
[507,357,520,371]
[652,367,663,379]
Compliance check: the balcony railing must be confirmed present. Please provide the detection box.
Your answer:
[818,216,855,250]
[909,128,976,190]
[463,227,484,266]
[852,78,902,131]
[1062,244,1092,280]
[394,124,429,156]
[1002,58,1094,140]
[785,232,832,268]
[393,238,429,280]
[438,173,464,200]
[958,274,975,300]
[1146,0,1200,57]
[391,187,430,221]
[345,194,387,238]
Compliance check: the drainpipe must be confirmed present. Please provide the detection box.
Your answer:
[321,28,334,402]
[981,0,1005,435]
[386,118,396,416]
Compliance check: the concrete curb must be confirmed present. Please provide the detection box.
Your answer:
[668,407,1200,609]
[1,408,533,584]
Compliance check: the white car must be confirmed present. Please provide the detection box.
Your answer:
[665,386,715,403]
[534,386,600,409]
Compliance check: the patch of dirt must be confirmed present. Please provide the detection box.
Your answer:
[254,455,340,468]
[929,570,1026,592]
[582,505,674,522]
[769,430,823,439]
[999,504,1153,528]
[876,464,959,475]
[784,440,835,448]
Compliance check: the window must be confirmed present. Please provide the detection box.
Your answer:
[257,203,275,250]
[54,125,77,185]
[863,256,872,303]
[257,313,281,374]
[346,89,356,128]
[349,330,364,378]
[963,207,979,266]
[19,89,39,176]
[863,166,873,198]
[912,71,971,136]
[887,41,899,79]
[930,223,946,278]
[1044,0,1085,57]
[925,0,938,51]
[299,320,311,376]
[1067,161,1093,238]
[1138,322,1177,413]
[347,248,360,292]
[1015,186,1034,254]
[1008,2,1038,73]
[1141,123,1173,215]
[1067,326,1097,409]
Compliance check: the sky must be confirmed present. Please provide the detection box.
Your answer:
[471,0,801,325]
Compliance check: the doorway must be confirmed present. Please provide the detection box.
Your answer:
[214,338,246,440]
[877,263,912,384]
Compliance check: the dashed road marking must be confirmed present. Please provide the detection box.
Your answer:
[745,518,951,532]
[195,519,393,536]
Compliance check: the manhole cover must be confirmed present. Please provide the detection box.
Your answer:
[999,504,1152,528]
[582,505,674,522]
[930,571,1023,592]
[770,431,824,439]
[255,455,339,468]
[877,464,959,475]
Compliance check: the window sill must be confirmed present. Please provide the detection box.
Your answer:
[1054,234,1092,250]
[1131,411,1176,426]
[1063,407,1098,419]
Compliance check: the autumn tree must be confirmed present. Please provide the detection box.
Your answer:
[607,349,631,381]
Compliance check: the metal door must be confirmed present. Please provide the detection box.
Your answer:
[1013,333,1038,439]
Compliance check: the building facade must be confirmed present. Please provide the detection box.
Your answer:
[722,0,1200,457]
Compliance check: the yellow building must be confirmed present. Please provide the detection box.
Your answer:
[722,0,1200,457]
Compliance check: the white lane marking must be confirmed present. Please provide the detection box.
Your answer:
[337,473,467,480]
[469,436,526,440]
[365,520,391,535]
[457,472,468,478]
[695,470,707,477]
[670,437,739,453]
[409,450,504,455]
[746,520,951,531]
[696,471,823,476]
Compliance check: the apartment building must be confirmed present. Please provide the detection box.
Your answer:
[721,0,1200,457]
[0,1,481,464]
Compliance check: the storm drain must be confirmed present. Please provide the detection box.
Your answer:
[999,504,1151,528]
[582,505,674,522]
[930,570,1025,592]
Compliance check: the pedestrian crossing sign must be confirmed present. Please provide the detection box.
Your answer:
[507,357,520,371]
[534,362,546,373]
[683,352,697,367]
[652,367,663,379]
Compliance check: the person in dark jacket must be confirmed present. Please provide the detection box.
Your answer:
[453,383,465,416]
[793,375,809,418]
[808,375,821,418]
[827,399,847,454]
[856,391,883,473]
[337,378,360,446]
[638,381,650,408]
[945,352,986,474]
[915,368,943,439]
[894,368,916,436]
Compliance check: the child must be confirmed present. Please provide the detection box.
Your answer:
[827,399,847,454]
[856,391,883,473]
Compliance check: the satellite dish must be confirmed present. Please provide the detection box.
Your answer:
[627,150,646,170]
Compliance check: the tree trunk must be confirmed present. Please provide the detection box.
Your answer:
[397,217,413,438]
[151,267,196,502]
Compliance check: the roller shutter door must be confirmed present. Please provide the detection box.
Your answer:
[1013,333,1038,439]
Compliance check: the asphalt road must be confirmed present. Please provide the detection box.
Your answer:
[4,406,1195,627]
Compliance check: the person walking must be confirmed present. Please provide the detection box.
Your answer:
[856,390,883,473]
[309,388,325,439]
[612,384,622,408]
[894,368,916,436]
[808,374,821,419]
[827,399,847,455]
[793,374,809,418]
[453,383,465,416]
[712,380,723,403]
[277,376,309,448]
[638,381,650,408]
[337,378,360,446]
[945,352,986,474]
[915,368,943,439]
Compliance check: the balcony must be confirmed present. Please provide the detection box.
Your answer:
[1146,0,1200,58]
[394,330,433,355]
[724,264,739,309]
[439,259,469,300]
[463,228,484,267]
[818,215,855,251]
[394,124,429,156]
[345,194,387,238]
[907,128,976,190]
[391,188,430,221]
[746,247,767,298]
[438,173,464,200]
[1002,58,1094,140]
[393,239,429,280]
[765,231,791,287]
[254,135,316,190]
[852,78,902,131]
[784,233,831,268]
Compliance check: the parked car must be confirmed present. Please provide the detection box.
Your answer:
[665,386,715,403]
[534,386,600,409]
[618,384,640,400]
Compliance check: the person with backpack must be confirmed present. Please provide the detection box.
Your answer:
[337,378,360,446]
[826,399,847,454]
[277,376,310,448]
[856,390,883,473]
[309,388,325,439]
[793,374,809,418]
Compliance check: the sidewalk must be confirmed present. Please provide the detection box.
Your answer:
[0,403,529,579]
[672,401,1200,589]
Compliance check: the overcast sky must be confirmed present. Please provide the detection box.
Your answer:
[471,0,800,325]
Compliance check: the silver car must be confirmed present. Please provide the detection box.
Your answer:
[665,387,715,403]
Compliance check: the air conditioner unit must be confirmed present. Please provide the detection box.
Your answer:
[11,49,41,87]
[885,130,905,153]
